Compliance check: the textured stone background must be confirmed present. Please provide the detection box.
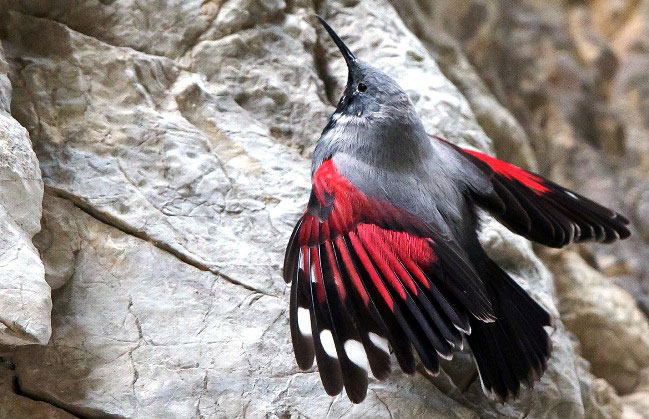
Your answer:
[0,0,648,417]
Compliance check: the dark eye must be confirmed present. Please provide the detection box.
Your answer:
[357,82,367,92]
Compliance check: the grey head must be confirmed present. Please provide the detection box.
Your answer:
[313,17,432,172]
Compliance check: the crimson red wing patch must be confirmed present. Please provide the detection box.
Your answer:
[283,158,494,403]
[441,140,631,248]
[461,148,549,194]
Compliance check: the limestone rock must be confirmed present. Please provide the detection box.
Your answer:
[0,41,49,346]
[620,369,649,418]
[543,250,649,394]
[0,359,76,419]
[32,189,82,290]
[577,360,625,419]
[2,0,222,59]
[3,193,482,418]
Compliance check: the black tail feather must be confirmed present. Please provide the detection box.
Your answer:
[467,257,552,400]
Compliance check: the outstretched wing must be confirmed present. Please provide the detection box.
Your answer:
[435,137,631,248]
[283,158,494,403]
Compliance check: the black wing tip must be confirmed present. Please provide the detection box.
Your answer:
[322,381,344,397]
[478,346,551,402]
[397,351,417,375]
[461,145,633,247]
[616,212,631,225]
[550,189,632,245]
[282,267,293,283]
[613,215,632,238]
[320,385,369,405]
[482,352,551,403]
[346,387,369,404]
[295,355,315,371]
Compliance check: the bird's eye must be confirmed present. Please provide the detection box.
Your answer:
[357,83,367,92]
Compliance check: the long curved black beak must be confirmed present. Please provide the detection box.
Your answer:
[316,16,357,67]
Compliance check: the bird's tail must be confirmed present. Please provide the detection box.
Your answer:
[467,256,552,400]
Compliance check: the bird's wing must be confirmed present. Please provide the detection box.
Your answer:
[282,158,495,403]
[435,137,631,248]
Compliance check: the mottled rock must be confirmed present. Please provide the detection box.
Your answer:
[0,42,10,110]
[0,41,48,346]
[2,0,222,59]
[3,9,317,299]
[620,369,649,418]
[543,250,649,394]
[185,4,330,151]
[577,358,624,419]
[32,189,82,289]
[2,193,481,418]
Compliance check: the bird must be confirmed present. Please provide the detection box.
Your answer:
[282,16,631,404]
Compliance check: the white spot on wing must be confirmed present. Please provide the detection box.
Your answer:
[320,330,338,358]
[310,265,316,283]
[344,340,369,371]
[368,332,390,354]
[565,191,578,199]
[297,307,312,337]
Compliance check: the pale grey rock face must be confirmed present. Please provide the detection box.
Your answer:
[4,194,482,418]
[0,42,49,346]
[2,0,221,59]
[0,0,645,417]
[32,192,82,290]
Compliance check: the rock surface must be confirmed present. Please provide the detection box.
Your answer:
[423,0,649,307]
[0,359,75,419]
[543,250,649,395]
[0,0,648,418]
[0,39,49,346]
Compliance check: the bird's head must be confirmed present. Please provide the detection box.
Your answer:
[317,16,416,129]
[312,17,430,171]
